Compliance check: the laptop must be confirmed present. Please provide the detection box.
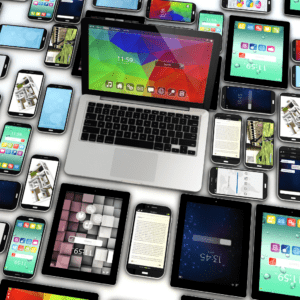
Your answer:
[65,18,221,192]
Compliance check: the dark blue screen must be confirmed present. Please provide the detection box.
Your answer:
[178,202,245,286]
[279,159,300,193]
[56,0,84,17]
[225,87,272,113]
[0,181,19,209]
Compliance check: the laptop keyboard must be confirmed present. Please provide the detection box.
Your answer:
[80,102,199,155]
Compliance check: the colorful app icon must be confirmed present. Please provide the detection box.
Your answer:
[136,85,144,92]
[269,257,276,265]
[0,149,4,154]
[11,150,17,155]
[126,83,134,91]
[44,2,48,5]
[249,43,257,50]
[1,163,7,168]
[267,46,275,52]
[18,245,24,251]
[255,25,263,31]
[271,243,280,252]
[8,164,14,169]
[17,222,23,227]
[1,143,7,147]
[178,90,186,97]
[199,27,205,31]
[5,150,11,154]
[168,89,176,96]
[211,28,216,32]
[13,237,19,243]
[247,24,255,30]
[292,246,300,255]
[216,28,221,33]
[20,238,26,244]
[267,215,276,224]
[105,81,113,88]
[19,145,25,150]
[24,246,30,252]
[36,12,41,16]
[36,224,43,230]
[157,87,165,95]
[13,165,20,170]
[17,151,23,156]
[24,222,29,228]
[41,12,46,16]
[116,82,123,90]
[33,1,38,4]
[11,253,15,257]
[241,42,249,49]
[238,23,246,29]
[258,44,266,51]
[272,27,280,33]
[298,219,300,228]
[31,247,37,253]
[26,239,32,244]
[264,26,272,32]
[277,216,286,225]
[239,53,246,58]
[12,244,18,250]
[204,27,210,31]
[49,3,53,6]
[288,218,296,227]
[13,144,19,149]
[46,13,51,17]
[7,143,13,148]
[147,86,155,93]
[21,139,25,142]
[32,240,39,246]
[30,223,36,229]
[281,245,290,254]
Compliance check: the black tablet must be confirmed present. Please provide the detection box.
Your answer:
[171,194,252,297]
[224,16,290,89]
[0,279,99,299]
[71,11,145,77]
[42,183,130,285]
[285,0,300,16]
[210,56,222,111]
[252,205,300,299]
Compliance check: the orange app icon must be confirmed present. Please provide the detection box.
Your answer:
[269,258,276,265]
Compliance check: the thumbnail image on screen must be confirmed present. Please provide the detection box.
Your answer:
[45,26,77,65]
[291,0,300,11]
[259,212,300,297]
[230,21,284,82]
[95,0,139,10]
[296,40,300,61]
[199,13,223,35]
[246,120,274,166]
[227,0,269,11]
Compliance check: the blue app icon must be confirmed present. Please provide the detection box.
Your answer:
[12,244,18,250]
[19,145,25,150]
[5,150,11,154]
[17,221,23,227]
[216,28,221,33]
[292,246,300,256]
[46,13,51,17]
[277,217,286,225]
[258,44,266,51]
[44,2,48,5]
[247,24,255,30]
[249,43,257,50]
[26,239,32,245]
[281,245,290,254]
[14,165,20,170]
[12,150,17,155]
[20,238,25,244]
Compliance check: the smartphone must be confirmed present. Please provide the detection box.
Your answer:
[245,117,275,170]
[44,24,78,68]
[278,146,300,201]
[146,0,196,23]
[0,55,10,79]
[211,113,242,166]
[55,0,85,23]
[0,122,32,176]
[37,84,73,134]
[292,40,300,62]
[93,0,142,11]
[0,180,21,211]
[210,57,222,111]
[279,93,300,143]
[0,25,47,51]
[292,65,300,89]
[3,216,46,279]
[126,203,171,279]
[221,0,271,13]
[198,10,224,36]
[0,222,9,253]
[21,155,60,212]
[209,167,268,200]
[28,0,58,22]
[7,70,45,118]
[221,86,276,115]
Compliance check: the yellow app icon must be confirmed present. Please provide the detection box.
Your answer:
[7,143,13,148]
[36,12,41,16]
[36,224,42,230]
[238,23,246,29]
[1,142,7,147]
[31,247,37,253]
[2,163,7,168]
[297,220,300,228]
[200,27,205,31]
[264,26,271,32]
[267,215,276,224]
[272,27,280,33]
[30,223,36,229]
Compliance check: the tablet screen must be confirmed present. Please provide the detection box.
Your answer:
[230,21,284,82]
[259,212,300,297]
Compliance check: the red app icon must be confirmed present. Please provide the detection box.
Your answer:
[13,144,19,149]
[239,53,246,58]
[21,139,25,142]
[211,28,216,32]
[24,222,29,228]
[41,12,46,16]
[217,24,220,27]
[11,253,15,257]
[18,245,24,251]
[8,164,13,169]
[287,218,296,227]
[255,25,263,31]
[269,257,276,265]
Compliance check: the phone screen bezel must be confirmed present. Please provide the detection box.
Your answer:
[55,0,86,24]
[0,223,10,253]
[198,10,224,35]
[21,155,60,211]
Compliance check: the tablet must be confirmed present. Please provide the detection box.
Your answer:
[0,279,98,299]
[71,11,145,77]
[252,205,300,299]
[42,183,130,285]
[210,56,222,111]
[224,16,290,89]
[285,0,300,16]
[171,194,252,297]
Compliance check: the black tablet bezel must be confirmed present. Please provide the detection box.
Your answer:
[71,11,145,77]
[42,183,130,285]
[81,17,222,111]
[0,180,21,210]
[210,56,222,111]
[0,279,98,300]
[170,194,252,297]
[224,16,290,89]
[252,204,300,299]
[285,0,300,16]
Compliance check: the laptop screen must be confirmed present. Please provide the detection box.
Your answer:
[82,19,221,110]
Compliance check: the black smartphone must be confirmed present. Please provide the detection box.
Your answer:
[37,84,73,134]
[245,117,275,170]
[221,86,276,115]
[28,0,59,22]
[0,122,32,176]
[146,0,196,23]
[0,222,9,253]
[209,167,268,201]
[292,40,300,62]
[92,0,142,11]
[278,147,300,201]
[221,0,271,13]
[7,70,45,118]
[0,180,21,211]
[0,25,47,51]
[55,0,85,23]
[292,65,300,89]
[211,113,242,166]
[126,203,171,279]
[210,57,222,111]
[21,155,60,212]
[0,55,10,79]
[3,216,46,279]
[44,24,78,69]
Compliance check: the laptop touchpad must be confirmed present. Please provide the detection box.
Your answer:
[110,149,158,182]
